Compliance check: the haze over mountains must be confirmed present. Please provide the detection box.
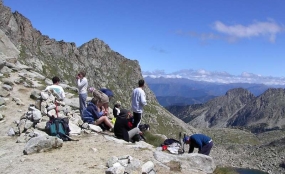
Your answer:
[143,69,285,85]
[144,76,285,107]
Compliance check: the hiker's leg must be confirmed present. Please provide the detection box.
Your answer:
[95,116,113,128]
[128,127,140,139]
[133,112,141,128]
[199,141,213,155]
[79,93,87,116]
[83,116,94,124]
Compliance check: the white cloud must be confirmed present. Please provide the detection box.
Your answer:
[143,69,285,85]
[213,20,283,43]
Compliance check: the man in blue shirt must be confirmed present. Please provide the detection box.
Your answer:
[183,134,213,156]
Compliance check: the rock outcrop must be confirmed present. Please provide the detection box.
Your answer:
[0,1,196,138]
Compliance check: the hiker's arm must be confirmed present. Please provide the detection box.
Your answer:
[89,106,103,119]
[77,78,87,89]
[140,91,147,106]
[188,143,194,153]
[61,88,65,99]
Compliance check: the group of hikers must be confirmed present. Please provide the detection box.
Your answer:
[45,72,213,156]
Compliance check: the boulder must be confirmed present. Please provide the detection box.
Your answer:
[23,135,63,155]
[153,151,216,174]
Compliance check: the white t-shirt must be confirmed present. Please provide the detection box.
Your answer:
[131,87,147,113]
[45,85,65,99]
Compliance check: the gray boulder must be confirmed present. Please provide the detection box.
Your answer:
[153,151,216,174]
[23,135,63,155]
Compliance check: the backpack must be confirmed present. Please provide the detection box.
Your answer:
[92,89,109,103]
[139,124,150,132]
[100,88,114,98]
[161,138,184,154]
[45,117,71,141]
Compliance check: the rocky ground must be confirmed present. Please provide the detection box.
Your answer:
[0,68,215,174]
[1,63,285,174]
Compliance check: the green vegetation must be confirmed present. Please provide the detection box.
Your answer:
[202,128,260,145]
[143,131,166,147]
[213,167,238,174]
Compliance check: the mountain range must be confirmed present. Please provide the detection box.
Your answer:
[3,1,285,173]
[166,87,285,133]
[144,76,283,106]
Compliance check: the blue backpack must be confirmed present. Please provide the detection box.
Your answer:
[100,88,114,97]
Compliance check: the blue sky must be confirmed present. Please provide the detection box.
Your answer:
[4,0,285,77]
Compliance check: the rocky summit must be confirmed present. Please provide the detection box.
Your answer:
[1,0,285,174]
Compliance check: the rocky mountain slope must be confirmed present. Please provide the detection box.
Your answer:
[2,1,285,173]
[0,0,195,138]
[167,87,285,133]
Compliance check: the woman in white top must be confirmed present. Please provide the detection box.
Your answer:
[76,71,88,117]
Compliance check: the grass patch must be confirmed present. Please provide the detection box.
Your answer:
[143,131,165,147]
[213,167,238,174]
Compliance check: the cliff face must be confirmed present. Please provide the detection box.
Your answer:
[0,1,196,137]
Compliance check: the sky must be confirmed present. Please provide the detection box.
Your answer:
[3,0,285,78]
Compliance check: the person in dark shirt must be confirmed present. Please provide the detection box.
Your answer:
[113,101,121,118]
[183,134,213,156]
[114,109,140,142]
[82,98,113,130]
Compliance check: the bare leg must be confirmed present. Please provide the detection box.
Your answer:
[95,116,113,128]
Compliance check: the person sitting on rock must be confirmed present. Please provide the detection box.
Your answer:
[45,76,65,100]
[82,98,113,131]
[114,109,140,142]
[183,134,213,156]
[113,101,121,118]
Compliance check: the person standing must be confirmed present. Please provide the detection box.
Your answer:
[183,134,213,156]
[45,76,65,100]
[76,71,88,117]
[131,79,147,128]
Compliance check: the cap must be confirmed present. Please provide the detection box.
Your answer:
[183,136,190,143]
[119,109,130,117]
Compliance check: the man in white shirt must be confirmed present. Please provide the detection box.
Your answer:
[45,76,65,100]
[76,71,88,117]
[131,79,147,128]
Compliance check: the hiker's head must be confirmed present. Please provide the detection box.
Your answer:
[91,98,99,105]
[119,109,131,119]
[183,136,190,144]
[52,76,60,85]
[115,101,121,108]
[78,71,86,78]
[138,79,145,87]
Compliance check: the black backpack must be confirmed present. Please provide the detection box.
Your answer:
[45,117,71,141]
[161,138,181,146]
[139,124,150,132]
